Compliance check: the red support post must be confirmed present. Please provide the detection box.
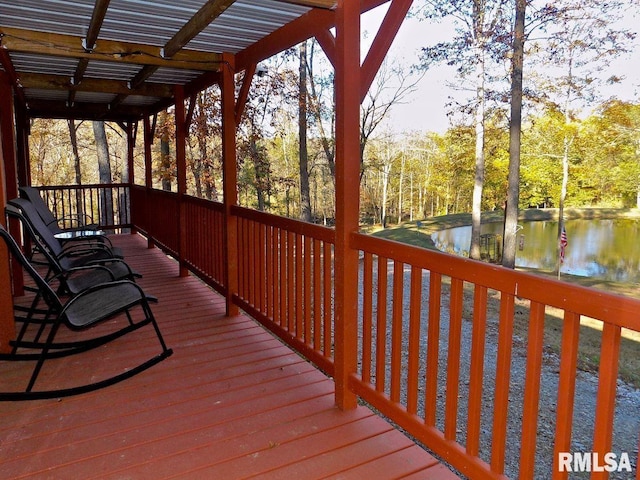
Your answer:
[333,0,360,410]
[0,72,17,352]
[126,122,137,234]
[174,85,189,277]
[221,54,239,317]
[143,115,155,249]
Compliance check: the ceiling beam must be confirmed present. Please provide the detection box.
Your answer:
[72,0,111,104]
[26,99,147,121]
[164,0,237,58]
[19,72,173,98]
[236,0,390,72]
[274,0,336,9]
[0,48,26,105]
[128,0,235,90]
[0,27,222,71]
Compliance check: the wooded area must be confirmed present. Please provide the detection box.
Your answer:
[28,0,639,238]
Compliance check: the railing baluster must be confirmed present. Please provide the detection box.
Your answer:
[407,265,422,415]
[273,228,281,326]
[491,292,515,474]
[520,300,546,478]
[552,311,581,480]
[467,284,487,456]
[258,222,266,313]
[304,236,312,344]
[391,260,404,403]
[591,322,622,480]
[375,255,388,394]
[296,233,303,338]
[445,277,464,441]
[425,271,442,427]
[279,228,287,329]
[287,231,295,333]
[362,252,373,385]
[313,239,322,351]
[266,225,273,321]
[323,242,332,358]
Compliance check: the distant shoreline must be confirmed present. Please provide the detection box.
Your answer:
[368,207,640,297]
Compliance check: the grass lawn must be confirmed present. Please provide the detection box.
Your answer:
[364,207,640,388]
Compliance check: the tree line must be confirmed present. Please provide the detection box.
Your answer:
[28,0,639,269]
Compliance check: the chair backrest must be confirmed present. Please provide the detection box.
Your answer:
[8,198,64,258]
[19,186,60,233]
[0,222,62,313]
[5,204,66,277]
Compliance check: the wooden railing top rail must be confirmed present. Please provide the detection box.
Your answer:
[232,205,336,244]
[351,232,640,332]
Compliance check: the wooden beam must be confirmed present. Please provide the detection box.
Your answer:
[235,63,256,125]
[360,0,412,102]
[72,0,111,99]
[19,72,173,98]
[85,0,111,50]
[0,48,26,106]
[129,0,234,90]
[0,27,222,71]
[221,53,239,317]
[164,0,236,58]
[26,100,147,121]
[333,0,360,411]
[274,0,336,8]
[236,0,390,72]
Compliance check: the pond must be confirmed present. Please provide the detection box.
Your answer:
[431,218,640,283]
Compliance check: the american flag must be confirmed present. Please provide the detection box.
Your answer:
[559,226,568,263]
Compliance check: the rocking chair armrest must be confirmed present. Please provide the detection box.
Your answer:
[59,264,117,283]
[58,242,116,259]
[47,213,96,228]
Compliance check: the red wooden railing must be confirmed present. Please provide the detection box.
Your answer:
[37,185,640,480]
[232,206,336,377]
[38,183,130,231]
[350,233,640,480]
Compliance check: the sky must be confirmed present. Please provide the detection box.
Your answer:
[362,3,640,135]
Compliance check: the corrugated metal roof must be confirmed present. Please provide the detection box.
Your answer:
[11,53,78,77]
[0,0,96,37]
[83,60,142,82]
[0,0,333,121]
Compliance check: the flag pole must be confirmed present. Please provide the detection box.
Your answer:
[557,218,568,280]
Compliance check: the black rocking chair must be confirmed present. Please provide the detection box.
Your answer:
[0,223,173,401]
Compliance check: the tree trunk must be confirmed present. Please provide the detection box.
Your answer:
[397,152,405,225]
[556,56,574,275]
[469,13,486,260]
[299,41,312,222]
[92,120,114,226]
[502,0,526,269]
[68,119,86,225]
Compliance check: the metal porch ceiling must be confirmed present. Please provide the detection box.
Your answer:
[0,0,336,122]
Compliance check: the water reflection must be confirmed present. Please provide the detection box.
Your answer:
[431,219,640,283]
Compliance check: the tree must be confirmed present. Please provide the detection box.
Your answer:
[526,0,634,273]
[92,120,114,225]
[502,0,526,269]
[190,88,221,200]
[157,110,173,191]
[416,0,511,260]
[299,40,312,222]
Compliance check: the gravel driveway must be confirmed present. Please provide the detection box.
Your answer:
[356,260,640,479]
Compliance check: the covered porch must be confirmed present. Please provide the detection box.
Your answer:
[1,233,454,479]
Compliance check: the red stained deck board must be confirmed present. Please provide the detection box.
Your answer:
[0,233,458,480]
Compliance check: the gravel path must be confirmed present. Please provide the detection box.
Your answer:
[357,261,639,479]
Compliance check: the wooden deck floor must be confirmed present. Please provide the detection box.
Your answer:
[0,233,458,479]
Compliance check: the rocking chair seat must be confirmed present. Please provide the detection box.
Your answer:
[0,223,172,401]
